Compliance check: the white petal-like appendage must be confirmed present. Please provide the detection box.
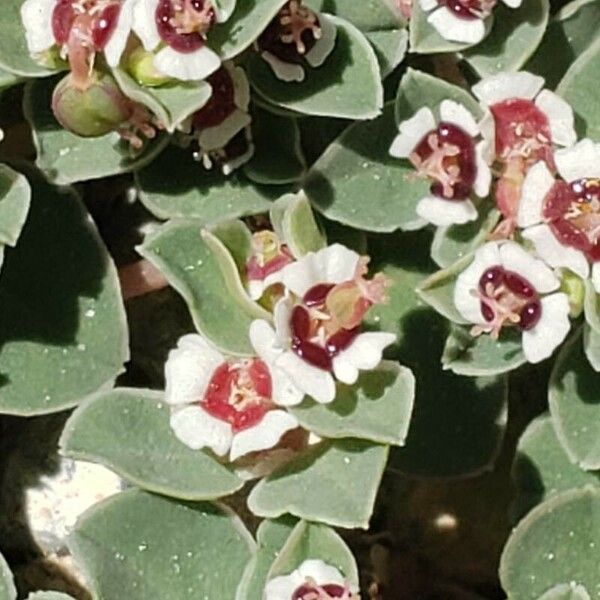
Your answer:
[104,0,135,67]
[555,138,600,182]
[170,405,233,455]
[472,71,545,106]
[416,196,478,227]
[516,161,555,228]
[155,44,221,81]
[592,263,600,294]
[229,410,299,461]
[132,0,161,50]
[278,244,360,297]
[273,297,294,347]
[230,64,250,111]
[21,0,56,54]
[164,334,224,405]
[440,100,479,137]
[306,14,337,67]
[275,351,336,404]
[298,559,347,587]
[221,135,254,175]
[264,571,305,600]
[198,109,251,150]
[522,293,570,363]
[478,110,496,162]
[389,107,436,158]
[535,89,576,148]
[247,278,266,301]
[474,140,492,198]
[420,0,438,10]
[262,51,305,82]
[250,319,281,363]
[502,0,523,7]
[522,224,589,279]
[499,241,560,293]
[428,7,486,44]
[454,242,502,324]
[332,332,396,384]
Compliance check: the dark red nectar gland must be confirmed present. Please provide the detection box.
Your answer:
[155,0,215,53]
[192,67,236,130]
[290,284,359,371]
[410,122,477,200]
[476,266,541,337]
[440,0,497,19]
[257,0,322,64]
[292,583,351,600]
[202,360,273,432]
[544,178,600,262]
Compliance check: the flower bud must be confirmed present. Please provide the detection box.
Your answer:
[560,269,585,318]
[52,71,132,138]
[127,47,173,87]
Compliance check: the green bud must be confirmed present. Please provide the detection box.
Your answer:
[560,269,585,318]
[127,47,173,87]
[52,72,132,138]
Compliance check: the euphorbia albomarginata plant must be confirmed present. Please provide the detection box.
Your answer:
[252,244,396,404]
[390,99,492,227]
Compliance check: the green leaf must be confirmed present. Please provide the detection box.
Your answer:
[0,0,56,77]
[60,388,244,500]
[266,521,359,588]
[138,220,255,355]
[270,192,326,258]
[243,106,306,185]
[208,219,252,271]
[366,29,408,78]
[209,0,289,60]
[290,362,415,446]
[236,517,297,600]
[305,0,406,31]
[247,16,383,119]
[525,0,600,90]
[248,439,389,529]
[583,323,600,371]
[395,68,482,123]
[0,552,15,600]
[431,206,500,269]
[409,1,471,54]
[512,413,599,522]
[24,78,169,185]
[0,164,30,248]
[416,254,472,325]
[583,279,600,334]
[112,68,212,133]
[366,230,508,477]
[202,226,272,320]
[305,103,428,233]
[537,583,593,600]
[0,166,128,415]
[69,489,255,600]
[442,324,526,377]
[500,487,600,600]
[557,35,600,140]
[549,327,600,471]
[136,145,276,221]
[462,0,550,77]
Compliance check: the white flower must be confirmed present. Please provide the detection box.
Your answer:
[517,139,600,292]
[256,1,337,82]
[454,241,571,363]
[21,0,135,67]
[419,0,522,45]
[265,559,358,600]
[251,244,396,404]
[389,99,491,227]
[165,333,302,461]
[132,0,225,81]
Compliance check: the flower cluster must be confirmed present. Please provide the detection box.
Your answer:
[20,0,336,168]
[165,241,396,466]
[391,71,596,364]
